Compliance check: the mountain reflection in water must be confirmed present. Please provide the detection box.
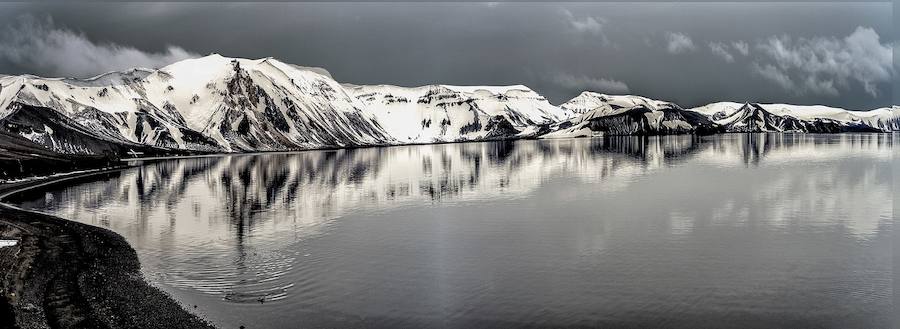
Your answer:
[10,133,893,329]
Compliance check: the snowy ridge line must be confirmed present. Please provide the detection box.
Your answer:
[0,54,895,161]
[689,102,898,133]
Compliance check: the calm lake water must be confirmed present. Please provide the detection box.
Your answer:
[10,134,894,329]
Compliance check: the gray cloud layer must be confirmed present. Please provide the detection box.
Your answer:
[732,41,750,56]
[665,32,696,54]
[708,42,735,63]
[0,2,892,110]
[752,27,893,98]
[551,73,630,94]
[561,9,611,47]
[0,15,197,78]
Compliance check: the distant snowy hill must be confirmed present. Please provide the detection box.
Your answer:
[544,93,720,138]
[696,103,845,133]
[0,54,895,164]
[690,102,896,133]
[347,84,571,143]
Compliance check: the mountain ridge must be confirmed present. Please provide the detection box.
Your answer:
[0,54,895,171]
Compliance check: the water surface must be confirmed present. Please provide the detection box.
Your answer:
[11,134,894,328]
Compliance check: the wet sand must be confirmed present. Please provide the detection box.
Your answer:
[0,174,215,329]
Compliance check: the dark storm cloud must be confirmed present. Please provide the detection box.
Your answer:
[0,2,892,110]
[0,15,198,77]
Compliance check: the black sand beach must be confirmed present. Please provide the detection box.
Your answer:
[0,175,216,329]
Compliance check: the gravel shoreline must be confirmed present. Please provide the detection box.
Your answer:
[0,173,216,329]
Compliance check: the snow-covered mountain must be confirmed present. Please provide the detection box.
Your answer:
[347,84,572,143]
[700,103,845,133]
[0,54,392,155]
[855,107,900,131]
[0,55,576,158]
[543,92,721,138]
[0,54,895,166]
[690,102,896,133]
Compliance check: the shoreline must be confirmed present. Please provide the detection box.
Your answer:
[3,132,890,180]
[0,169,216,329]
[120,131,896,163]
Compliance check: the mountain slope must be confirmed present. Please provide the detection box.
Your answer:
[706,103,847,133]
[0,102,143,156]
[855,107,900,131]
[0,102,201,177]
[544,93,721,137]
[347,84,570,143]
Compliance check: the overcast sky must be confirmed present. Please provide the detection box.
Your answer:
[0,2,893,110]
